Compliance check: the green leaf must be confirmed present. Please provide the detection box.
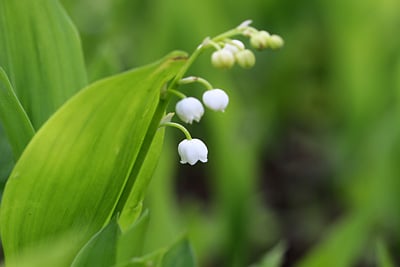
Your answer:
[5,233,80,267]
[0,51,187,264]
[0,124,14,194]
[114,237,196,267]
[117,210,150,263]
[161,237,196,267]
[0,67,35,160]
[72,217,121,267]
[250,242,286,267]
[0,0,88,128]
[118,128,164,229]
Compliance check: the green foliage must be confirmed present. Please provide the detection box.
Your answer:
[0,51,187,264]
[4,234,80,267]
[161,237,196,267]
[72,217,121,267]
[0,68,34,159]
[114,237,196,267]
[0,0,87,128]
[117,210,150,262]
[118,129,165,230]
[0,0,88,194]
[2,0,400,266]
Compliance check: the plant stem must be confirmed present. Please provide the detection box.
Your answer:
[167,26,246,92]
[159,122,192,140]
[179,76,214,90]
[168,88,187,99]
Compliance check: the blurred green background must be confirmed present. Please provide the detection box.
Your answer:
[2,0,400,266]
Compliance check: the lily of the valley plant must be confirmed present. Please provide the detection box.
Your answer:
[160,19,284,165]
[0,6,283,265]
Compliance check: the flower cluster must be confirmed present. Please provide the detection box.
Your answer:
[211,39,255,69]
[175,77,229,125]
[160,20,283,166]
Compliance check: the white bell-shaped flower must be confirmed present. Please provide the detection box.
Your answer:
[175,97,204,124]
[178,138,208,165]
[202,89,229,112]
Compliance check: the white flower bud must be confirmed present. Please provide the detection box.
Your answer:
[202,89,229,112]
[224,40,245,54]
[178,138,208,165]
[235,49,256,69]
[211,49,235,69]
[231,39,245,49]
[267,34,284,49]
[250,30,270,50]
[175,97,204,124]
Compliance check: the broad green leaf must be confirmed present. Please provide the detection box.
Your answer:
[72,217,121,267]
[0,124,13,194]
[0,67,35,159]
[5,233,80,267]
[118,127,164,229]
[161,237,196,267]
[0,51,187,264]
[250,242,286,267]
[117,210,150,263]
[0,0,87,128]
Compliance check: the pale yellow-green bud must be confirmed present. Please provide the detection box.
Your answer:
[211,49,235,69]
[224,40,245,54]
[268,34,284,49]
[250,30,270,50]
[235,49,256,69]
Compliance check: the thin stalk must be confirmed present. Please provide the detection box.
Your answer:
[159,122,192,140]
[168,89,187,99]
[179,76,214,90]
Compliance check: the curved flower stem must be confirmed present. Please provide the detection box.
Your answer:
[179,76,213,90]
[204,38,222,50]
[159,122,192,140]
[168,88,187,99]
[212,28,243,43]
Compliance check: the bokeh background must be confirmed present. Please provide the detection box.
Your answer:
[2,0,400,266]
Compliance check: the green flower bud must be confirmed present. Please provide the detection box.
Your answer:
[250,30,270,50]
[211,49,235,69]
[268,34,284,49]
[235,49,256,69]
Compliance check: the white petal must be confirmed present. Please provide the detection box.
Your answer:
[202,89,229,111]
[178,139,208,165]
[175,97,204,124]
[224,40,245,54]
[224,44,240,54]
